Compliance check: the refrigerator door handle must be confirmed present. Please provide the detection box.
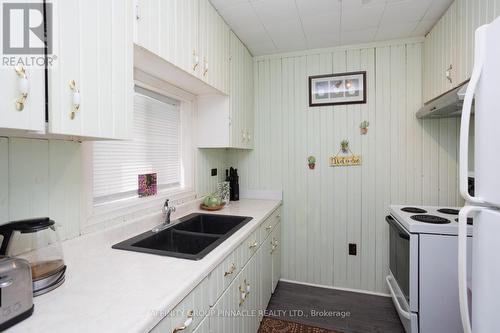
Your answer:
[459,25,488,205]
[458,206,485,333]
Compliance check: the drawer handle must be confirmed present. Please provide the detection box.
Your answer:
[203,58,208,76]
[249,241,258,249]
[69,80,81,120]
[224,263,236,277]
[239,285,247,306]
[172,310,194,333]
[245,279,251,294]
[192,50,199,71]
[265,225,272,231]
[15,66,29,111]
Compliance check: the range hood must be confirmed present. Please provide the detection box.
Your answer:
[416,81,470,119]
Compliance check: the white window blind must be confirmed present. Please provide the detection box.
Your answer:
[93,87,181,204]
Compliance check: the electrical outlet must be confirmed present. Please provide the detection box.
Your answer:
[349,243,357,256]
[211,168,217,176]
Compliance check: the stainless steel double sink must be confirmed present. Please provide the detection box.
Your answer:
[112,213,252,260]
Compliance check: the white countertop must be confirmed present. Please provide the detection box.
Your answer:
[8,199,281,333]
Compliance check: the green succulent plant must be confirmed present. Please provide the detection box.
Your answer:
[307,156,316,164]
[360,120,370,129]
[341,139,349,152]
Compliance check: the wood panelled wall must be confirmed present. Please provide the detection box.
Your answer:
[228,41,462,294]
[0,138,82,241]
[196,149,228,196]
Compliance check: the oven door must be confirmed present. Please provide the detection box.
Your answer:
[386,215,419,312]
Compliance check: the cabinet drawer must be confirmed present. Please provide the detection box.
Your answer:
[150,277,210,333]
[209,250,239,306]
[260,207,282,240]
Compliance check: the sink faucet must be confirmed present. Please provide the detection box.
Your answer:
[164,199,176,224]
[152,199,176,233]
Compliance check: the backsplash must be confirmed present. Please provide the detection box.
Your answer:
[0,137,229,240]
[0,138,82,241]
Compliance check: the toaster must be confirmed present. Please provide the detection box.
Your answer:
[0,257,34,331]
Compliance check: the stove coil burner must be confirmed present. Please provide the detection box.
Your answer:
[401,207,427,214]
[437,208,460,215]
[411,215,451,224]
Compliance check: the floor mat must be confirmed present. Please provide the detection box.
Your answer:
[258,316,343,333]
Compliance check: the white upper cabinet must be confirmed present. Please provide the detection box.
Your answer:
[197,32,254,149]
[230,32,254,149]
[423,0,500,103]
[135,0,229,94]
[0,66,45,132]
[48,0,133,139]
[198,0,229,94]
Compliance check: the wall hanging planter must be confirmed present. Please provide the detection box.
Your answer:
[307,156,316,169]
[330,140,362,167]
[360,120,369,135]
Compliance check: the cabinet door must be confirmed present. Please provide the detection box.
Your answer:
[0,66,45,132]
[199,0,229,94]
[271,222,281,293]
[229,32,254,149]
[261,233,273,309]
[192,315,210,333]
[49,0,133,139]
[210,272,241,333]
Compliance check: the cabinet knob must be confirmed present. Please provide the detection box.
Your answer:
[172,310,193,333]
[15,66,29,111]
[445,64,453,84]
[239,285,247,306]
[192,50,199,71]
[69,80,81,119]
[224,263,236,277]
[203,58,208,76]
[265,225,272,231]
[249,240,258,249]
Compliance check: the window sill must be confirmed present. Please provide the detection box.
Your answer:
[85,187,197,231]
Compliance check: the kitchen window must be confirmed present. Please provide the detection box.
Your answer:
[92,86,188,206]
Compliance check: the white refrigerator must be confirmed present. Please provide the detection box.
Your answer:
[458,16,500,333]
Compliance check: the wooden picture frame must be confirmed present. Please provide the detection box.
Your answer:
[309,71,367,107]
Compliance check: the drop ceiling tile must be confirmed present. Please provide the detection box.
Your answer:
[412,19,435,37]
[247,41,277,56]
[341,4,385,31]
[264,18,304,40]
[380,0,433,25]
[218,2,261,27]
[301,11,341,35]
[341,27,377,45]
[273,36,308,53]
[209,0,248,10]
[231,22,272,45]
[341,0,387,11]
[375,21,419,41]
[307,33,341,49]
[422,0,453,21]
[296,0,341,17]
[251,0,300,22]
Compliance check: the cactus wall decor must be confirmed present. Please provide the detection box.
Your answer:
[360,120,370,135]
[307,156,316,169]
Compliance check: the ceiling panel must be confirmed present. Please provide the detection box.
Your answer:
[210,0,454,56]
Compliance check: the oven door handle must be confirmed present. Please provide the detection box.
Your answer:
[386,275,411,320]
[386,215,410,240]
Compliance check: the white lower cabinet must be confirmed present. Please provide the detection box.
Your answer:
[271,222,281,293]
[150,277,210,333]
[151,205,282,333]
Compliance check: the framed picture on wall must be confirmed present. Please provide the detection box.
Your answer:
[308,71,367,107]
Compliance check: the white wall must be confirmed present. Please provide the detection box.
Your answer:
[228,40,462,294]
[196,148,228,196]
[0,138,82,241]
